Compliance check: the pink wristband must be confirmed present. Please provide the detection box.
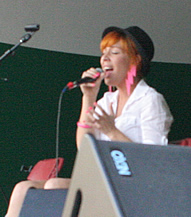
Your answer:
[77,122,92,128]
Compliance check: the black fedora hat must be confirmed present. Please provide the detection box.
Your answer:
[102,26,154,76]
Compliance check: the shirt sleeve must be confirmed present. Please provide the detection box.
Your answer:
[140,93,173,145]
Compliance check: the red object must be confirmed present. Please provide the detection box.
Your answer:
[67,82,74,89]
[27,158,64,181]
[180,138,191,147]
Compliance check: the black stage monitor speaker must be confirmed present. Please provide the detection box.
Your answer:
[19,189,68,217]
[63,134,191,217]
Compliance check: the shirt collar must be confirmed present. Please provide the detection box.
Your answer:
[128,79,150,103]
[109,79,150,112]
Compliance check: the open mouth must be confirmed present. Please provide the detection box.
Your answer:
[104,67,113,77]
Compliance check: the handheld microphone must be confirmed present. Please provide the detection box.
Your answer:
[66,68,103,90]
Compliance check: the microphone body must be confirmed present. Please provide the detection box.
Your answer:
[67,68,103,90]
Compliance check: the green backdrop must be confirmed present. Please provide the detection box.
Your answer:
[0,42,190,215]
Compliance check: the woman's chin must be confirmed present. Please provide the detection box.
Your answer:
[104,79,115,87]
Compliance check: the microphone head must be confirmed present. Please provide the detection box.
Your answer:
[95,68,103,73]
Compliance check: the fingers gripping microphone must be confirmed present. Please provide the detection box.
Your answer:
[66,68,103,90]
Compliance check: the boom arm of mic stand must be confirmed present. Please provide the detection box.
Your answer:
[0,32,33,63]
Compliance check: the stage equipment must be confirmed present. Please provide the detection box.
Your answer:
[19,189,68,217]
[63,134,191,217]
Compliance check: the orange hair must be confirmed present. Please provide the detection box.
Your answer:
[100,31,142,72]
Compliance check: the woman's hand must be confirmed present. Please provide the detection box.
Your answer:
[85,102,132,142]
[86,102,117,137]
[80,67,104,97]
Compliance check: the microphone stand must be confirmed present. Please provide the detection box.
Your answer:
[0,25,40,205]
[0,32,34,63]
[0,24,40,81]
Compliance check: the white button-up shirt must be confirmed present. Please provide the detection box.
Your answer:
[95,79,173,145]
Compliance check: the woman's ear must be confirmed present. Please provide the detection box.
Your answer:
[136,54,142,65]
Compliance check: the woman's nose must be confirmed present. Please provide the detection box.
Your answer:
[102,52,110,61]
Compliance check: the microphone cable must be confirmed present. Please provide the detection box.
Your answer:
[55,85,68,177]
[55,68,102,176]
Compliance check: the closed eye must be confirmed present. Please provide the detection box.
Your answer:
[112,51,119,54]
